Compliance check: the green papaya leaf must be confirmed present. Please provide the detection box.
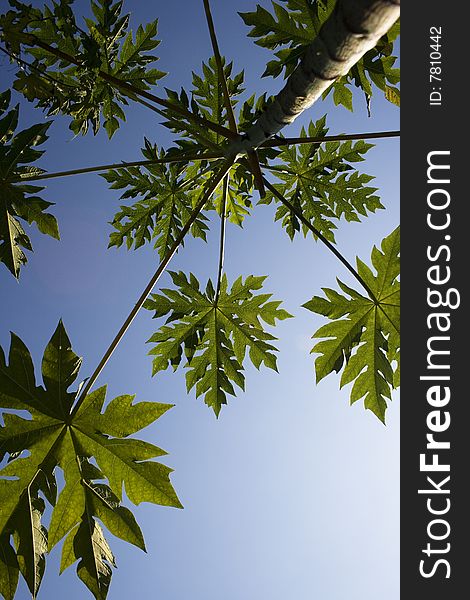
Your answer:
[145,272,292,416]
[303,227,400,422]
[1,1,165,137]
[102,143,209,259]
[162,56,244,151]
[261,117,382,243]
[0,90,59,278]
[0,320,181,599]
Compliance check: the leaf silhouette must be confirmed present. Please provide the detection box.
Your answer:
[0,90,59,278]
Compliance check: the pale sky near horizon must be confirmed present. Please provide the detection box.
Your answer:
[0,1,400,599]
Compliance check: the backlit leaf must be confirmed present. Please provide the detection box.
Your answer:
[162,56,244,151]
[303,227,400,422]
[103,143,209,259]
[262,117,382,243]
[145,272,292,415]
[0,320,181,599]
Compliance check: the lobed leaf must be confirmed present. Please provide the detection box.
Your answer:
[103,142,209,258]
[145,272,292,416]
[1,1,165,137]
[262,117,382,243]
[303,227,400,422]
[162,56,244,150]
[0,320,181,599]
[0,91,59,278]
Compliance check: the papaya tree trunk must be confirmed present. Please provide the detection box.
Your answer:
[227,0,400,156]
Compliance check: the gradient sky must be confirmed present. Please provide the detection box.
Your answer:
[0,1,400,599]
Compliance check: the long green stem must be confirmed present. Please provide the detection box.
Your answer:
[262,178,379,304]
[260,130,399,148]
[12,131,398,184]
[18,35,238,141]
[214,175,229,304]
[202,0,238,135]
[201,1,269,199]
[200,1,269,197]
[13,152,223,183]
[70,158,234,417]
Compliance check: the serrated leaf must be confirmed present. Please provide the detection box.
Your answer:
[145,272,292,415]
[2,2,164,137]
[115,20,164,77]
[263,117,382,242]
[240,1,321,50]
[303,227,400,422]
[0,320,180,599]
[0,94,59,278]
[104,144,209,258]
[162,56,244,150]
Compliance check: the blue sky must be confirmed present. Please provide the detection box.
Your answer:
[0,1,399,599]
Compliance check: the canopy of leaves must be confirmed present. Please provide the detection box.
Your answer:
[0,0,165,137]
[303,227,400,422]
[0,321,181,600]
[144,272,292,416]
[102,140,209,259]
[239,0,400,111]
[261,116,382,243]
[104,71,281,237]
[0,89,59,278]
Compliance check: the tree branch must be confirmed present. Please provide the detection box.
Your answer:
[70,158,234,417]
[227,0,400,154]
